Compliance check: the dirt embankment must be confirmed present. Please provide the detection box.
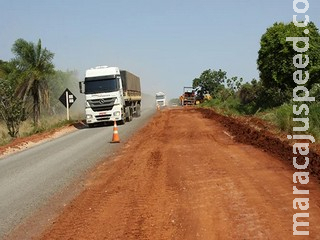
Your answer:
[31,107,320,240]
[198,108,320,181]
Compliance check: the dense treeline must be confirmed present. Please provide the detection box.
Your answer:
[193,21,320,139]
[0,39,79,138]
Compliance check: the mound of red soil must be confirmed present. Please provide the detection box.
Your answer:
[198,107,320,181]
[35,107,320,239]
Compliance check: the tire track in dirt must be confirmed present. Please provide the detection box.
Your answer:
[38,110,178,240]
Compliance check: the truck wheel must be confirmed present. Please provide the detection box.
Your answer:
[119,118,126,125]
[128,108,133,122]
[135,104,141,117]
[119,110,126,125]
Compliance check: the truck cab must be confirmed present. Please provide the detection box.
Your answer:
[155,92,166,108]
[181,87,196,105]
[79,66,141,127]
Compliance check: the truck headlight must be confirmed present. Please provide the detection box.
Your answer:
[86,114,93,119]
[113,111,121,116]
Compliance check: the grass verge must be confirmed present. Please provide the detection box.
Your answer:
[0,114,81,147]
[200,99,320,142]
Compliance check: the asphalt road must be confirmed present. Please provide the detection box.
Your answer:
[0,107,156,238]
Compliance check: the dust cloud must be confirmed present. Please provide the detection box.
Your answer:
[141,93,156,110]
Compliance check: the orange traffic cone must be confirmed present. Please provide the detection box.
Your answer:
[111,121,120,143]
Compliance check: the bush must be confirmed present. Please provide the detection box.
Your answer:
[201,96,242,116]
[0,79,26,138]
[261,102,320,140]
[238,80,292,115]
[308,102,320,139]
[272,103,294,133]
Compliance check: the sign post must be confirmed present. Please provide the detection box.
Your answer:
[59,88,77,120]
[66,91,70,120]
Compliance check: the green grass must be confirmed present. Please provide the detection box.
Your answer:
[200,97,242,116]
[260,102,320,140]
[261,104,293,133]
[306,103,320,140]
[201,98,320,142]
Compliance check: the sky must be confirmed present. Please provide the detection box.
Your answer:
[1,0,320,99]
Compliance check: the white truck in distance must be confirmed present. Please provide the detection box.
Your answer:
[155,92,166,108]
[79,66,141,127]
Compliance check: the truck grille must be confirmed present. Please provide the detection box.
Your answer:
[95,114,112,121]
[88,98,116,112]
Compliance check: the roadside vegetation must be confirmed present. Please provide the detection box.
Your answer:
[2,21,320,145]
[192,21,320,141]
[0,38,82,145]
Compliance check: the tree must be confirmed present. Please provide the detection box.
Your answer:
[0,60,5,79]
[192,69,227,96]
[0,78,25,137]
[238,79,292,114]
[11,38,55,126]
[238,79,260,105]
[0,60,13,79]
[169,98,180,106]
[257,21,320,94]
[226,76,243,92]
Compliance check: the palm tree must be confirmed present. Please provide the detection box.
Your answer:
[11,38,55,127]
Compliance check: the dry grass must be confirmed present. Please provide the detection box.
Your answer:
[0,113,83,146]
[0,124,9,145]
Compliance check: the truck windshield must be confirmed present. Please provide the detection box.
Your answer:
[156,95,165,100]
[84,78,119,94]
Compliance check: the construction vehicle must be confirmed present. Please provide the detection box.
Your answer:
[195,89,212,104]
[79,66,141,127]
[180,87,196,105]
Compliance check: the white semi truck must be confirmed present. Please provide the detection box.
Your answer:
[155,92,166,107]
[79,66,141,127]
